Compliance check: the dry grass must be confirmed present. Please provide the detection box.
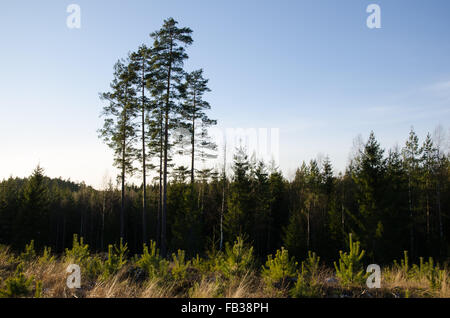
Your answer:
[1,246,450,298]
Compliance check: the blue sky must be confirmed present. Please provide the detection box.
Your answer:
[1,0,450,188]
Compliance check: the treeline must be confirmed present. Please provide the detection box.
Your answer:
[0,128,449,264]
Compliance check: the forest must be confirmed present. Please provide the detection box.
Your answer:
[1,18,450,298]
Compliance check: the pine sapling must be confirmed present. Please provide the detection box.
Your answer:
[333,233,367,286]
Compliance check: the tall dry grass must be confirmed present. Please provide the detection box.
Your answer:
[1,246,450,298]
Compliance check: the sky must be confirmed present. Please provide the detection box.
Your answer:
[1,0,450,188]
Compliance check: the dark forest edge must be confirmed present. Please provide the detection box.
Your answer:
[1,127,449,264]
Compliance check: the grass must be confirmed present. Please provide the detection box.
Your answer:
[0,240,449,298]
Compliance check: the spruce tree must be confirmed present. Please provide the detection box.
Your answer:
[420,133,437,249]
[351,131,386,259]
[15,165,49,248]
[224,147,252,242]
[402,128,421,257]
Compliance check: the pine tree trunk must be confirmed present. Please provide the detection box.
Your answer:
[120,95,127,240]
[437,184,443,252]
[191,92,196,184]
[157,124,162,248]
[426,191,430,247]
[101,194,105,251]
[161,39,173,258]
[141,59,147,245]
[121,153,125,239]
[220,144,226,250]
[408,174,413,257]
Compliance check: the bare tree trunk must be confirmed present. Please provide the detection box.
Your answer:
[161,39,173,258]
[120,96,127,240]
[157,124,162,248]
[101,193,105,251]
[141,58,147,245]
[426,192,430,246]
[408,174,414,258]
[121,152,125,239]
[191,92,196,184]
[220,144,226,250]
[306,201,311,251]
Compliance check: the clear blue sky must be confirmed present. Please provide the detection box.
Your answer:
[1,0,450,188]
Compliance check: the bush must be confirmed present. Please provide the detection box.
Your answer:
[290,251,322,298]
[262,247,297,289]
[84,256,104,281]
[412,257,444,290]
[136,241,169,280]
[65,234,90,265]
[38,246,55,265]
[0,263,42,298]
[20,240,36,263]
[217,236,254,279]
[171,249,190,281]
[102,238,128,279]
[192,254,212,274]
[64,234,103,281]
[393,250,411,278]
[333,233,367,286]
[394,252,445,289]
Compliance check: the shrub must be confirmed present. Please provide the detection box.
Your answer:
[136,241,169,280]
[64,234,103,281]
[192,254,212,274]
[102,238,128,279]
[0,263,41,298]
[217,237,254,279]
[84,256,103,281]
[171,249,190,281]
[290,261,322,298]
[333,233,367,286]
[410,257,445,290]
[65,234,90,265]
[262,247,297,289]
[393,250,411,278]
[291,251,322,298]
[20,240,36,263]
[304,251,320,278]
[38,246,55,265]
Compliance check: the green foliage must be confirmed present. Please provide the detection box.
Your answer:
[334,233,367,286]
[393,252,445,289]
[34,281,42,298]
[136,241,169,279]
[171,249,190,281]
[290,251,322,298]
[262,247,297,289]
[217,236,254,279]
[65,234,90,265]
[411,257,444,290]
[102,238,128,279]
[0,263,41,298]
[393,250,410,275]
[84,256,104,281]
[38,246,55,265]
[19,240,36,263]
[64,234,102,280]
